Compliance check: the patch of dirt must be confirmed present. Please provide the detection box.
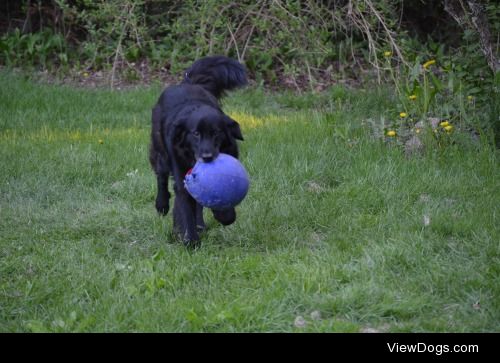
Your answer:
[305,180,327,194]
[3,57,363,92]
[27,60,180,90]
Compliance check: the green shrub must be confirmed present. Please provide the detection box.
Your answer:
[0,28,68,69]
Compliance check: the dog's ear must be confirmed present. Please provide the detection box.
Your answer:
[166,118,188,146]
[223,115,244,141]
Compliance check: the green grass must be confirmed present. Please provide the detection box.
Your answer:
[0,72,499,332]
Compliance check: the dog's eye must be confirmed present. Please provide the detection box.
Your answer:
[192,131,200,137]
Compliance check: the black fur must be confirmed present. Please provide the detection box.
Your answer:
[149,56,247,247]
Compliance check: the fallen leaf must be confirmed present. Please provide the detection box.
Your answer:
[294,316,307,328]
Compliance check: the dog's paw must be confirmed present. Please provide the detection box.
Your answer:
[155,199,169,215]
[181,231,201,249]
[184,238,201,249]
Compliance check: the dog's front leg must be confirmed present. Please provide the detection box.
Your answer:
[165,139,200,247]
[173,183,200,247]
[196,204,206,232]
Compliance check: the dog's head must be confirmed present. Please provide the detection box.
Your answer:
[173,106,243,163]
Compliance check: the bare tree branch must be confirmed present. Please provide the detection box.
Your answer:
[444,0,499,73]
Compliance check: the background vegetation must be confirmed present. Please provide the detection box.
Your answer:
[1,0,498,142]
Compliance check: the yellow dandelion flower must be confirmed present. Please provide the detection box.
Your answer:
[387,130,397,137]
[399,112,408,118]
[423,59,436,69]
[444,125,453,132]
[384,51,392,57]
[415,128,421,134]
[439,121,450,127]
[83,72,89,78]
[409,94,417,100]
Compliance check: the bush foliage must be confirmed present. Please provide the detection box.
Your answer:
[0,1,496,77]
[0,1,498,140]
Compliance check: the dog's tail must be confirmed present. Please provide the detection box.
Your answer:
[183,56,247,99]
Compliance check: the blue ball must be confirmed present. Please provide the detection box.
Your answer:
[184,153,250,210]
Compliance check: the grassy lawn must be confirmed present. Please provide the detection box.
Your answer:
[0,72,498,332]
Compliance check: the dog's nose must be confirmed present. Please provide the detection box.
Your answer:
[201,153,214,162]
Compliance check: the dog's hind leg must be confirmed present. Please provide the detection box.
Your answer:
[155,169,170,215]
[150,146,170,215]
[150,105,171,215]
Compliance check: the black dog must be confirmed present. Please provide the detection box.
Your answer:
[149,56,247,246]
